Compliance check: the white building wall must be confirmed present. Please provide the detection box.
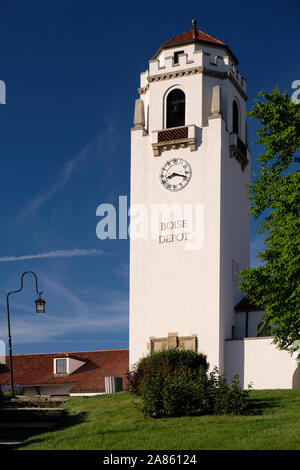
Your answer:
[68,357,85,374]
[24,386,40,396]
[129,33,298,391]
[130,37,248,375]
[70,392,105,397]
[218,86,250,372]
[225,338,298,389]
[24,384,73,396]
[147,74,203,131]
[130,119,222,369]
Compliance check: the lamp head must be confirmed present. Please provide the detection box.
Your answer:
[35,297,46,313]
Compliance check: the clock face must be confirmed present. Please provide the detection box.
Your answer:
[160,158,192,191]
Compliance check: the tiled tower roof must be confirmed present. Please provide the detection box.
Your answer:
[152,20,238,64]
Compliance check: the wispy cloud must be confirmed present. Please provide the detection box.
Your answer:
[114,262,129,279]
[1,311,128,345]
[0,248,106,263]
[20,127,114,220]
[0,273,129,345]
[21,144,90,219]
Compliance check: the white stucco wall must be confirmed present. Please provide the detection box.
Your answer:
[225,337,298,389]
[129,34,298,391]
[130,122,222,369]
[130,40,248,372]
[24,384,73,396]
[70,392,105,397]
[218,102,250,371]
[68,357,85,374]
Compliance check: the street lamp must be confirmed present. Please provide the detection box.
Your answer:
[35,297,46,314]
[6,271,46,398]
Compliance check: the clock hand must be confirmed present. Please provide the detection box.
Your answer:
[176,172,188,178]
[168,172,187,179]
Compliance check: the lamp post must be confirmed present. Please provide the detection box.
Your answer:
[6,271,46,398]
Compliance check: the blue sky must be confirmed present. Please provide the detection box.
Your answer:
[0,0,299,354]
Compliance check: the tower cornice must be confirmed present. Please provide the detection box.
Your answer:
[139,66,247,101]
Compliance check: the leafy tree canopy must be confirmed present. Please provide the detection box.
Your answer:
[239,88,300,361]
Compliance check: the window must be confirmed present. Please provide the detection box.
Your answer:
[174,50,184,64]
[56,358,67,374]
[232,100,239,135]
[166,89,185,128]
[232,259,239,282]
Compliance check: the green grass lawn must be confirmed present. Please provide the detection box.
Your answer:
[19,389,300,450]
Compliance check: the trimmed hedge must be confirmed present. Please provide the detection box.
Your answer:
[127,348,250,418]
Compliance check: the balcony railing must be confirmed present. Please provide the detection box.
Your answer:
[158,126,188,143]
[152,125,196,156]
[229,133,249,171]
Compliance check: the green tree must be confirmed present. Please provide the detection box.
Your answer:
[239,88,300,363]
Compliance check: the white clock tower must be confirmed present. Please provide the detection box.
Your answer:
[129,21,250,373]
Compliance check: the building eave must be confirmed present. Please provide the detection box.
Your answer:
[235,297,264,313]
[151,39,239,66]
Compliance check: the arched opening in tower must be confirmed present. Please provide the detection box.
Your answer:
[232,100,239,135]
[167,89,185,128]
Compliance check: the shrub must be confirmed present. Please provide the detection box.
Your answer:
[127,348,208,396]
[137,348,209,376]
[130,348,250,418]
[139,365,211,417]
[126,366,143,394]
[207,368,250,415]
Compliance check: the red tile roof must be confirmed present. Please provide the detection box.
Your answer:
[0,349,129,393]
[152,25,238,65]
[163,27,225,48]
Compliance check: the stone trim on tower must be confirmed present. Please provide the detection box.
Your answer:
[151,125,196,156]
[209,85,222,119]
[147,333,198,353]
[133,98,145,130]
